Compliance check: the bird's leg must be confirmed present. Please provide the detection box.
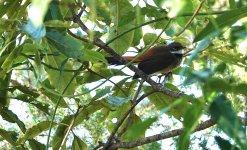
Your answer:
[156,74,163,83]
[163,72,173,83]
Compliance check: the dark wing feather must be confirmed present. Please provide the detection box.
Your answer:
[138,51,176,75]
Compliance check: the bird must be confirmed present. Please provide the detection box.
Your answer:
[106,42,186,79]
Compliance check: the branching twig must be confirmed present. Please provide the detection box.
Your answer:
[101,90,156,150]
[117,80,144,137]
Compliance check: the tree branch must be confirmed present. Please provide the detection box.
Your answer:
[110,118,216,149]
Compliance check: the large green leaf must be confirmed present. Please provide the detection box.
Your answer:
[17,121,54,144]
[177,100,204,150]
[144,85,189,120]
[46,31,83,58]
[44,46,77,95]
[209,95,247,149]
[71,135,88,150]
[0,108,26,132]
[0,128,17,146]
[122,117,157,142]
[29,139,46,150]
[194,6,247,42]
[107,0,135,55]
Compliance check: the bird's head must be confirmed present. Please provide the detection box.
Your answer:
[167,42,186,55]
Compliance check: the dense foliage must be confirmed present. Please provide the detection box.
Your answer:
[0,0,246,149]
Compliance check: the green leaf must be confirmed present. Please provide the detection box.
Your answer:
[204,48,246,68]
[71,135,87,150]
[46,31,83,58]
[15,94,49,115]
[29,139,46,150]
[177,100,204,150]
[106,95,130,107]
[17,121,54,144]
[108,0,135,55]
[19,20,46,42]
[44,0,63,21]
[122,117,157,141]
[0,47,21,77]
[229,0,237,9]
[44,47,77,95]
[83,0,111,25]
[52,115,73,150]
[168,0,193,18]
[143,33,158,46]
[0,108,26,132]
[209,95,247,149]
[39,81,68,107]
[0,128,17,146]
[80,49,107,63]
[215,136,239,150]
[144,85,189,120]
[194,6,247,42]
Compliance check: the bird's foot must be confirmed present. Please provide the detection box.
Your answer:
[162,72,173,84]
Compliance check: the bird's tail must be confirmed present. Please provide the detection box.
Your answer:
[106,56,136,65]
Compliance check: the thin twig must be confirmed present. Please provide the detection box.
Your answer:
[176,0,205,37]
[59,107,81,149]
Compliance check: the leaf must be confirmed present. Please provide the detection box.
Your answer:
[177,100,204,150]
[229,0,237,9]
[144,85,189,120]
[44,47,77,95]
[83,0,111,25]
[39,79,68,107]
[15,94,49,115]
[168,0,193,18]
[194,6,247,42]
[18,20,46,42]
[204,48,246,68]
[209,95,247,149]
[107,0,135,55]
[17,121,54,144]
[46,31,83,58]
[80,49,107,63]
[215,136,239,150]
[105,95,130,107]
[143,33,158,46]
[0,108,26,132]
[52,115,73,150]
[0,128,17,146]
[29,139,46,150]
[122,117,157,141]
[0,47,21,77]
[71,135,87,150]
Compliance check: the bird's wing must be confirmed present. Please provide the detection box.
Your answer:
[138,52,177,75]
